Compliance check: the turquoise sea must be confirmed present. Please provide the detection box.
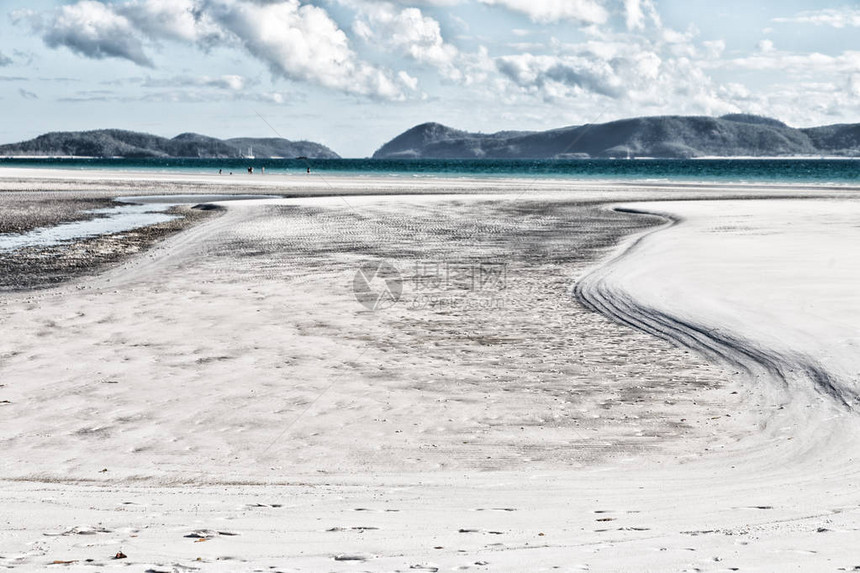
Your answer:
[1,157,858,183]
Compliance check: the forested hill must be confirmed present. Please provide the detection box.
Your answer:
[0,129,340,159]
[373,115,860,159]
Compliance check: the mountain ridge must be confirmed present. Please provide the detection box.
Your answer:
[373,115,860,159]
[0,129,340,159]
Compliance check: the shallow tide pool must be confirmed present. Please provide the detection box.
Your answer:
[0,194,277,252]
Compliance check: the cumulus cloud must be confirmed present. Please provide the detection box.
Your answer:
[15,0,414,100]
[701,40,726,59]
[690,45,860,122]
[14,0,858,130]
[720,78,860,126]
[351,3,462,79]
[496,38,668,100]
[623,0,660,31]
[757,39,775,53]
[477,0,609,25]
[493,33,743,122]
[119,0,225,44]
[209,0,413,99]
[712,49,860,76]
[497,52,624,98]
[24,1,153,67]
[774,8,860,28]
[850,75,860,98]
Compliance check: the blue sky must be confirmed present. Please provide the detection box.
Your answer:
[1,0,859,157]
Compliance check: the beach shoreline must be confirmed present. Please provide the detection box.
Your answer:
[3,165,860,191]
[1,171,859,570]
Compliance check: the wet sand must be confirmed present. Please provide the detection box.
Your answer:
[0,171,858,571]
[0,202,217,291]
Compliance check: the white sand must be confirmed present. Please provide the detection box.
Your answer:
[1,172,859,571]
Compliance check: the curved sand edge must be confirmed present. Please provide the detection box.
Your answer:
[1,180,859,570]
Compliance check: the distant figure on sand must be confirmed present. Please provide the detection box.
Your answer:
[248,166,253,174]
[307,167,311,174]
[219,169,222,175]
[261,167,265,175]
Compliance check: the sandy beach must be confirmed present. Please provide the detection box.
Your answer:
[1,170,859,571]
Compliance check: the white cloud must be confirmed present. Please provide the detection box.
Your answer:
[661,26,696,45]
[477,0,609,25]
[774,8,860,28]
[119,0,225,44]
[253,91,287,104]
[26,0,153,67]
[12,0,860,135]
[210,0,413,99]
[142,74,249,91]
[398,70,420,90]
[695,46,860,123]
[623,0,660,31]
[702,40,726,59]
[377,0,462,4]
[0,52,12,67]
[724,79,860,126]
[496,52,624,98]
[493,33,744,122]
[713,50,860,76]
[718,82,752,101]
[16,0,415,100]
[851,75,860,98]
[354,5,456,67]
[351,3,462,80]
[758,39,775,53]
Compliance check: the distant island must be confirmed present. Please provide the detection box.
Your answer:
[4,116,860,160]
[373,115,860,159]
[0,129,340,159]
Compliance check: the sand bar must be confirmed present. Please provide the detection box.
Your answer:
[0,171,858,570]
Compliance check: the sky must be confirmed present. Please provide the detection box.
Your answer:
[0,0,859,157]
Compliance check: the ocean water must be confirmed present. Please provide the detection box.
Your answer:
[1,157,858,183]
